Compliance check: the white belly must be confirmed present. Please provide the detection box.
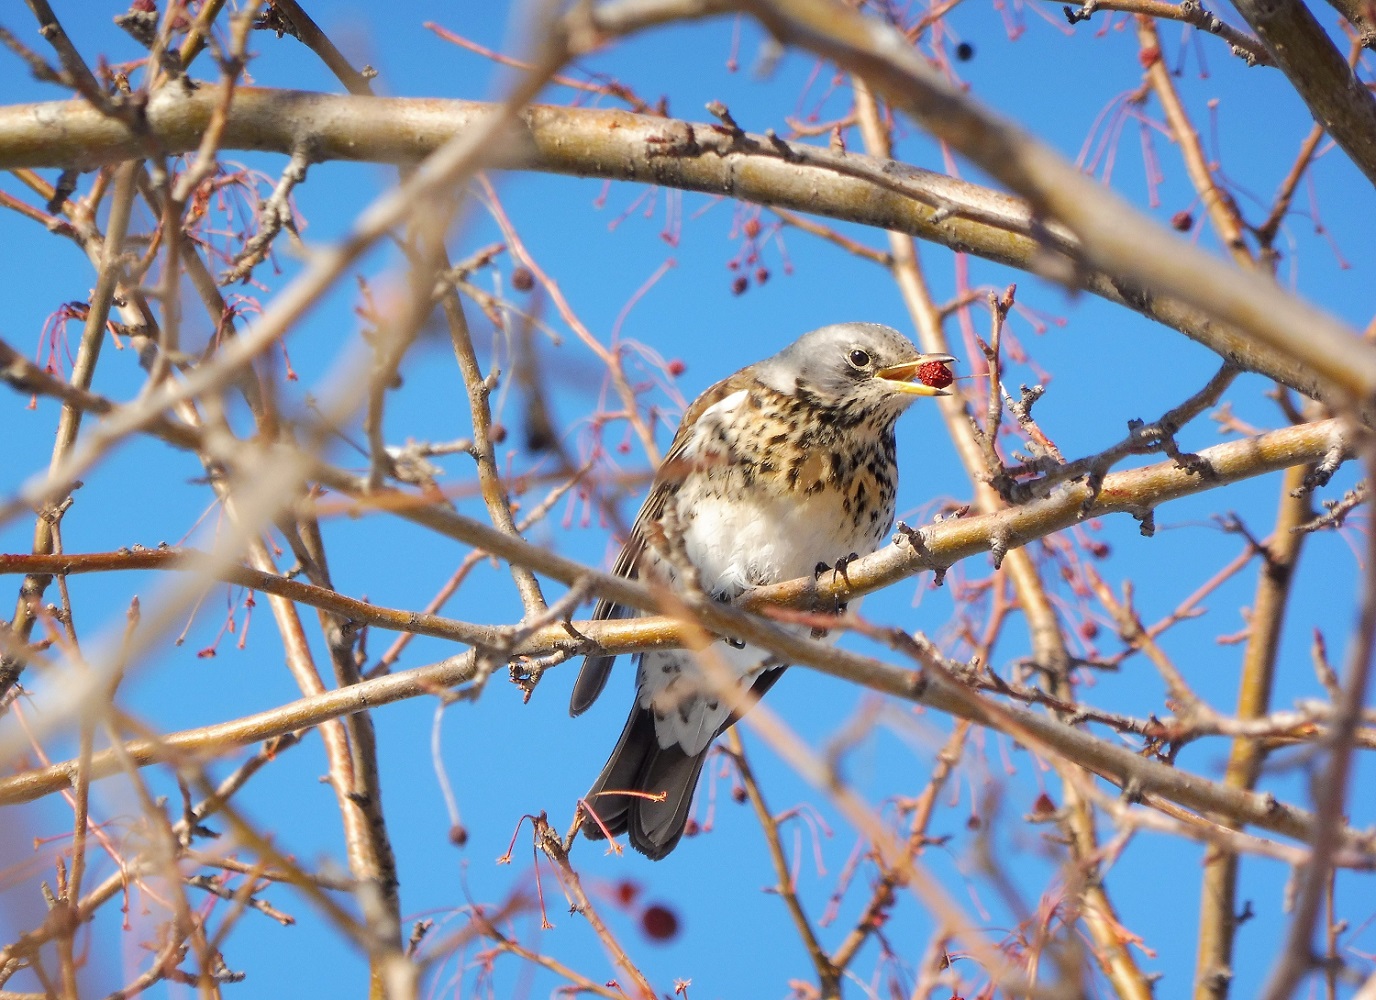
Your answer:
[679,482,888,597]
[637,472,891,756]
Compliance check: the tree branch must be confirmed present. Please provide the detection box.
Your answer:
[1230,0,1376,186]
[0,89,1369,414]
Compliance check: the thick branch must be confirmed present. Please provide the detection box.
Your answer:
[0,89,1367,413]
[1230,0,1376,186]
[0,338,1353,648]
[3,546,1373,863]
[731,0,1376,407]
[0,421,1366,865]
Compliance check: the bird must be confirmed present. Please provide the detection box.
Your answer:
[570,322,953,859]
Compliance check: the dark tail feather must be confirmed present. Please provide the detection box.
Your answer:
[580,707,655,840]
[626,742,707,860]
[579,667,790,860]
[579,706,706,860]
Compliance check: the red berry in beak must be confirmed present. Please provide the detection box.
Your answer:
[916,360,954,389]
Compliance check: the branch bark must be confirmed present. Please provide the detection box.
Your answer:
[1230,0,1376,185]
[0,422,1368,866]
[0,89,1370,415]
[729,0,1375,410]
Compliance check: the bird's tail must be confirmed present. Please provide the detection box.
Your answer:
[579,706,706,861]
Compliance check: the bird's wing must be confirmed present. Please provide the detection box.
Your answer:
[568,373,748,716]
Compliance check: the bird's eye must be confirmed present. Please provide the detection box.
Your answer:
[848,348,871,370]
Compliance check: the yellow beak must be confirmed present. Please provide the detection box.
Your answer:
[874,353,957,396]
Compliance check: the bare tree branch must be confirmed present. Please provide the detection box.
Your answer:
[0,90,1368,413]
[1231,0,1376,185]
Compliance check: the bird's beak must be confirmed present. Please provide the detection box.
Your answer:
[875,353,957,396]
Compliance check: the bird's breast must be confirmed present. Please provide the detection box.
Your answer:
[670,446,897,597]
[658,386,902,595]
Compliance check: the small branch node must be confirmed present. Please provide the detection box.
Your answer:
[705,99,743,136]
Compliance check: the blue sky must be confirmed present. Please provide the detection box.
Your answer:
[2,2,1374,998]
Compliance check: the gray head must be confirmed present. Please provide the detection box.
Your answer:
[752,322,954,418]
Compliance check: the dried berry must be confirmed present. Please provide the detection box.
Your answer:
[917,360,954,389]
[511,267,535,292]
[641,904,680,942]
[955,41,975,61]
[1170,210,1194,232]
[743,218,761,239]
[666,358,687,377]
[731,275,749,296]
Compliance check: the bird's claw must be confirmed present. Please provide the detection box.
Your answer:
[814,552,858,589]
[811,554,857,625]
[833,552,859,589]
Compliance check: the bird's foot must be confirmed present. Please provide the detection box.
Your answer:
[713,589,749,648]
[821,553,857,613]
[810,554,857,636]
[831,552,859,591]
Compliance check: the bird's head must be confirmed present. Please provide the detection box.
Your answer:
[754,322,955,418]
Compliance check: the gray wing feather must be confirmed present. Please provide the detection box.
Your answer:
[569,374,741,717]
[569,596,633,716]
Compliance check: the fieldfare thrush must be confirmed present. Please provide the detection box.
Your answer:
[571,323,953,859]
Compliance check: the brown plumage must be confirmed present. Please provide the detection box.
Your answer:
[572,323,952,859]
